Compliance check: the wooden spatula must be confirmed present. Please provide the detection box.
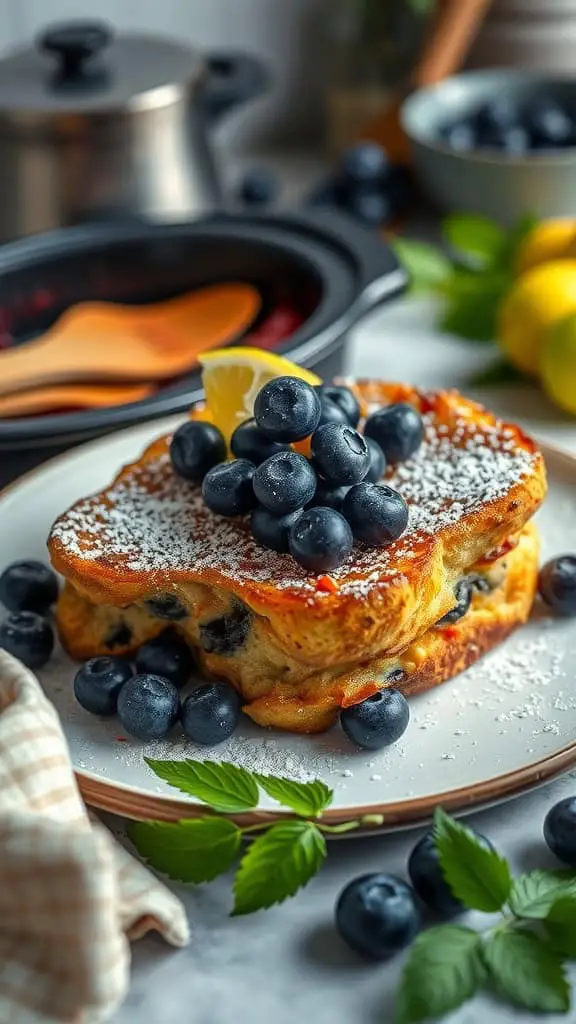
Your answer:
[0,381,156,418]
[0,283,260,399]
[363,0,493,163]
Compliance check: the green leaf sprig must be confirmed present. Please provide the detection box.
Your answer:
[128,758,382,916]
[395,807,576,1022]
[391,212,538,373]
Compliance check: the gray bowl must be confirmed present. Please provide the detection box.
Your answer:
[401,70,576,224]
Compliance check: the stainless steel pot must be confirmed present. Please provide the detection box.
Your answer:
[0,21,269,242]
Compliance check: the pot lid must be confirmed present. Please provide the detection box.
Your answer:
[0,20,204,116]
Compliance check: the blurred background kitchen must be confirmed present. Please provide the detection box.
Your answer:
[2,0,576,486]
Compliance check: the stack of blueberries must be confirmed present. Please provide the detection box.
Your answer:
[170,377,425,574]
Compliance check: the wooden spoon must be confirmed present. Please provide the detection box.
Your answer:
[0,283,260,399]
[0,381,155,418]
[362,0,494,163]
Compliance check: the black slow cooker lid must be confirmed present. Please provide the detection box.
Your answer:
[0,207,405,447]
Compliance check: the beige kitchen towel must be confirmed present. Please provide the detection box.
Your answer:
[0,650,190,1024]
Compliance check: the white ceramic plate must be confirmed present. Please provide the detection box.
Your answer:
[1,417,576,832]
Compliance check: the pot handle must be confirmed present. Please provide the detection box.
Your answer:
[201,52,269,123]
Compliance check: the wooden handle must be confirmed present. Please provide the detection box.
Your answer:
[414,0,494,89]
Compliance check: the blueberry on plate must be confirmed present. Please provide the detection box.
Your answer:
[202,459,257,517]
[316,384,361,428]
[253,450,317,514]
[307,481,350,512]
[289,507,353,573]
[311,423,370,486]
[251,506,302,553]
[316,395,351,429]
[238,167,278,205]
[538,555,576,616]
[408,832,464,918]
[181,681,241,745]
[135,630,194,688]
[341,141,389,183]
[544,797,576,866]
[364,437,386,483]
[230,419,289,465]
[340,688,409,750]
[254,376,321,442]
[436,579,473,626]
[364,402,424,464]
[335,873,420,961]
[0,611,54,669]
[0,560,59,614]
[348,190,392,229]
[74,656,133,716]
[170,420,227,484]
[343,483,408,547]
[117,674,180,741]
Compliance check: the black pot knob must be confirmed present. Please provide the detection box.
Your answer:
[38,21,112,80]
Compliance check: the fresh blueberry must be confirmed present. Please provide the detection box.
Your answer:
[238,167,278,205]
[340,688,409,750]
[117,673,180,741]
[479,123,531,155]
[289,507,353,573]
[348,190,392,228]
[385,165,414,214]
[408,832,464,918]
[364,402,424,464]
[135,630,194,688]
[0,560,58,614]
[343,483,409,547]
[254,376,321,442]
[253,451,317,514]
[73,656,133,716]
[311,423,370,486]
[0,611,54,669]
[251,506,302,553]
[365,437,386,483]
[335,873,420,961]
[200,605,251,655]
[307,481,350,512]
[170,420,227,484]
[538,556,576,616]
[474,96,519,135]
[526,98,574,148]
[544,797,576,866]
[181,681,241,745]
[316,385,361,428]
[230,419,289,465]
[202,459,257,517]
[341,141,389,183]
[442,120,477,152]
[436,579,473,625]
[316,395,351,428]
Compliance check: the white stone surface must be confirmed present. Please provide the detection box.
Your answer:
[110,300,576,1024]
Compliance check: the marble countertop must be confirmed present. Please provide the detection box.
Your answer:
[111,298,576,1024]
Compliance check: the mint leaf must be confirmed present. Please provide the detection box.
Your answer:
[128,817,241,883]
[433,807,512,912]
[483,928,570,1013]
[145,759,259,813]
[255,775,333,818]
[438,269,509,342]
[443,214,505,265]
[546,896,576,957]
[395,926,485,1023]
[509,870,576,919]
[496,212,539,270]
[391,238,451,294]
[469,358,526,387]
[232,820,326,916]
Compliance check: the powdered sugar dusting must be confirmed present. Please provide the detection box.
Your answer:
[50,404,536,598]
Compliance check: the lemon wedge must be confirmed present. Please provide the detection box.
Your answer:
[198,347,321,441]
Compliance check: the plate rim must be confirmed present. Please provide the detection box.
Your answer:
[2,419,576,832]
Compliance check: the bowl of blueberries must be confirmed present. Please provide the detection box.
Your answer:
[401,69,576,224]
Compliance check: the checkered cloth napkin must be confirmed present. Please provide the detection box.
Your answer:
[0,650,190,1024]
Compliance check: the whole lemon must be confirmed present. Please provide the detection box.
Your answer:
[541,312,576,415]
[516,219,576,276]
[498,260,576,375]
